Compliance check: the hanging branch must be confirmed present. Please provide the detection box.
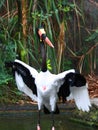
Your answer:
[67,42,98,73]
[32,0,37,12]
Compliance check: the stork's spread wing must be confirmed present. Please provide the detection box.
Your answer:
[56,70,91,112]
[67,84,91,112]
[7,59,38,102]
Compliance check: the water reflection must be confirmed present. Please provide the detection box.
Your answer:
[0,112,97,130]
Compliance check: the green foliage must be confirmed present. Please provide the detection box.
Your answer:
[0,73,12,86]
[0,83,23,104]
[63,59,73,70]
[86,29,98,42]
[0,32,16,85]
[47,59,52,71]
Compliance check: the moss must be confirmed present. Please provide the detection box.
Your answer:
[70,105,98,127]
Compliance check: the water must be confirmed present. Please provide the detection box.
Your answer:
[0,111,97,130]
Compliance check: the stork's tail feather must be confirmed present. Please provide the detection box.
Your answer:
[43,105,60,114]
[43,106,51,114]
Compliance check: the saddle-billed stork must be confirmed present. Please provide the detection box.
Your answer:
[6,27,91,130]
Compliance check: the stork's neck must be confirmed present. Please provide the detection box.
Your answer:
[41,42,47,72]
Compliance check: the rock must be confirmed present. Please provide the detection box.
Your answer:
[91,98,98,107]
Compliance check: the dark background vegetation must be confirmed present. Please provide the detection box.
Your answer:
[0,0,98,103]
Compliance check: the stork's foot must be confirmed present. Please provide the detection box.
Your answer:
[37,124,41,130]
[52,126,55,130]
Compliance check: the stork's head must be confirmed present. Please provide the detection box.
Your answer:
[37,27,54,48]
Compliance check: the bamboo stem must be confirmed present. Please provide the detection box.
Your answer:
[57,22,65,73]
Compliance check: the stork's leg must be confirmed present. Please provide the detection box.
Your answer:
[51,111,55,130]
[37,110,41,130]
[50,96,57,130]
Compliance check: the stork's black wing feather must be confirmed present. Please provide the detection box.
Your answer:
[58,72,86,101]
[57,71,91,112]
[58,80,70,102]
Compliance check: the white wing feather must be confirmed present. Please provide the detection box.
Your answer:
[15,72,38,102]
[15,59,38,78]
[56,69,75,79]
[67,83,91,112]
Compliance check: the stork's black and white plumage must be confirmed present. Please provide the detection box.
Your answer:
[6,28,91,130]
